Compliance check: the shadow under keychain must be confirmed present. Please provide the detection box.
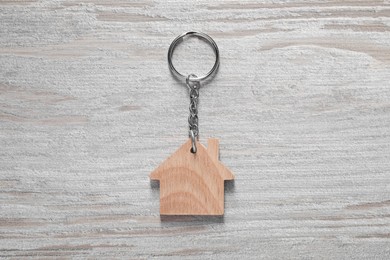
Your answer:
[150,32,234,215]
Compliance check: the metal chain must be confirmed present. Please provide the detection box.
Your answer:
[186,74,200,153]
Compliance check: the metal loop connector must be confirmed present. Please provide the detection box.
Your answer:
[190,129,197,153]
[186,74,201,90]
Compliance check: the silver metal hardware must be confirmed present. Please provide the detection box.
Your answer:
[167,32,219,153]
[167,31,220,82]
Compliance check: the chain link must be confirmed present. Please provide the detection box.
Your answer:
[186,74,200,153]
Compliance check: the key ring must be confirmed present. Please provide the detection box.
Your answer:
[167,32,220,153]
[167,31,220,82]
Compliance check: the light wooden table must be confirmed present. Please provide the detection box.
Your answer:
[1,0,390,259]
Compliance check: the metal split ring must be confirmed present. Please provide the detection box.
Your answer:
[167,32,220,82]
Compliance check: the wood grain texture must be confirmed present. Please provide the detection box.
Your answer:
[1,0,390,259]
[150,138,234,215]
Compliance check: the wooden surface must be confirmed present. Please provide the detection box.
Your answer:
[1,0,390,258]
[150,138,234,215]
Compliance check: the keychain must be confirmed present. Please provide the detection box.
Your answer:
[150,32,234,216]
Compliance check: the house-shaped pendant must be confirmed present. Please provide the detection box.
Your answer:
[150,138,234,215]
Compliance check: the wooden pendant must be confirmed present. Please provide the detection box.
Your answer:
[150,138,234,215]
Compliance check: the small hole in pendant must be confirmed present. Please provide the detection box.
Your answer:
[190,148,196,154]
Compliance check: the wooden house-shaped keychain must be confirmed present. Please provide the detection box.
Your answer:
[151,32,234,216]
[150,139,234,215]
